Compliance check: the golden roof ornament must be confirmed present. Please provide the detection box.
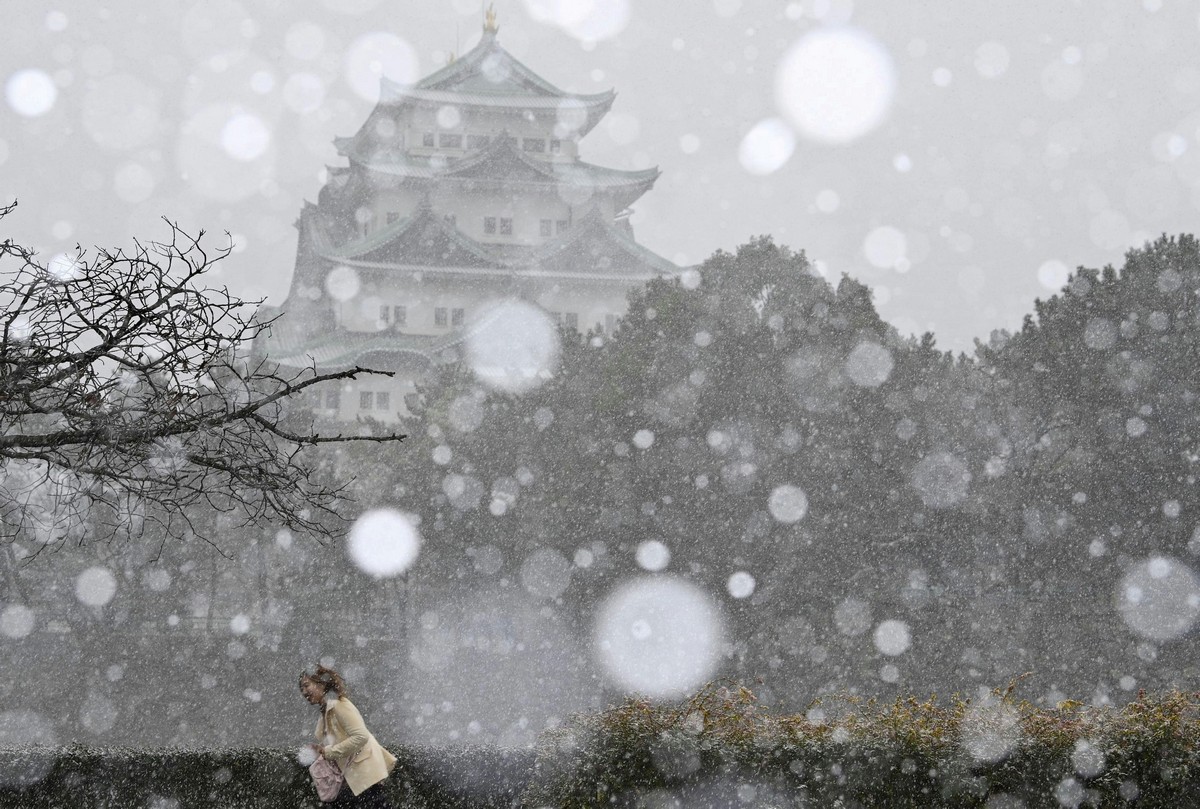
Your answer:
[484,3,498,34]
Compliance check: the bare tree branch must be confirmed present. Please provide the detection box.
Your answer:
[0,200,405,550]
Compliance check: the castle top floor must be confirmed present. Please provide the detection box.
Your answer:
[340,28,616,167]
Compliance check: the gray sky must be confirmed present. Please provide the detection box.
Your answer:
[3,0,1199,352]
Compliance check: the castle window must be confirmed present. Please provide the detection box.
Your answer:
[556,219,569,234]
[500,217,513,235]
[359,392,373,410]
[438,133,463,148]
[451,307,465,326]
[422,132,435,147]
[484,217,496,235]
[393,305,407,326]
[565,312,578,330]
[435,307,448,327]
[376,392,390,411]
[324,390,340,410]
[379,304,391,323]
[550,139,562,154]
[539,219,552,237]
[467,134,490,149]
[386,211,401,224]
[522,137,546,153]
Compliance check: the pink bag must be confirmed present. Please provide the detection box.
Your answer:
[308,753,344,802]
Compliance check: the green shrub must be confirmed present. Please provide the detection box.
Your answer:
[4,689,1196,809]
[520,680,1200,808]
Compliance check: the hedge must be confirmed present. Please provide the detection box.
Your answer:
[0,744,534,808]
[520,681,1200,808]
[2,683,1197,808]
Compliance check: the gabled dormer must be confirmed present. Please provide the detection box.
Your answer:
[322,201,500,269]
[442,132,559,183]
[532,207,678,280]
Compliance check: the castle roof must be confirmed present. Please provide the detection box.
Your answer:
[531,207,678,277]
[333,134,659,208]
[265,328,445,370]
[263,26,676,377]
[376,30,614,135]
[304,202,676,284]
[320,203,502,268]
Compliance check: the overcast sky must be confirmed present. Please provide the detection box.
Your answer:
[3,0,1200,352]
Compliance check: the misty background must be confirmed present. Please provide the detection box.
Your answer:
[4,0,1200,352]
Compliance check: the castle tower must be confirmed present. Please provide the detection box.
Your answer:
[261,19,677,421]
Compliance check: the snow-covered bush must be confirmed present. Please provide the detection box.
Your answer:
[520,680,1200,808]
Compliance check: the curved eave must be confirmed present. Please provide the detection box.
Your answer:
[269,332,440,371]
[539,256,676,281]
[605,221,678,274]
[340,151,659,200]
[273,347,435,373]
[381,81,614,108]
[400,30,609,102]
[316,209,503,268]
[377,83,615,137]
[561,160,659,185]
[532,209,678,276]
[351,347,438,370]
[319,213,415,260]
[557,162,659,207]
[331,258,669,284]
[579,93,615,137]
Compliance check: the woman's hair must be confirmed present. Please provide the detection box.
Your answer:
[300,664,349,700]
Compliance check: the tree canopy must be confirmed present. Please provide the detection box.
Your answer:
[368,233,1200,701]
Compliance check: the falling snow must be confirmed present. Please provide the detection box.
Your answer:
[2,4,1200,805]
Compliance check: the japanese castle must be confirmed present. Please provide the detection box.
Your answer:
[261,11,677,420]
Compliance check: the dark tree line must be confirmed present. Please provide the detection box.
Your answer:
[7,223,1200,745]
[377,233,1200,706]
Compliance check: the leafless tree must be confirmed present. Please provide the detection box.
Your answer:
[0,201,404,555]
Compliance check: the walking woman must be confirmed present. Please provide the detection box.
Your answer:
[300,665,398,807]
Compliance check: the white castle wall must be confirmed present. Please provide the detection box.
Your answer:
[333,271,630,339]
[358,185,613,245]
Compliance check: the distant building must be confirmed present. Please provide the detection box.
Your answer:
[260,15,677,421]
